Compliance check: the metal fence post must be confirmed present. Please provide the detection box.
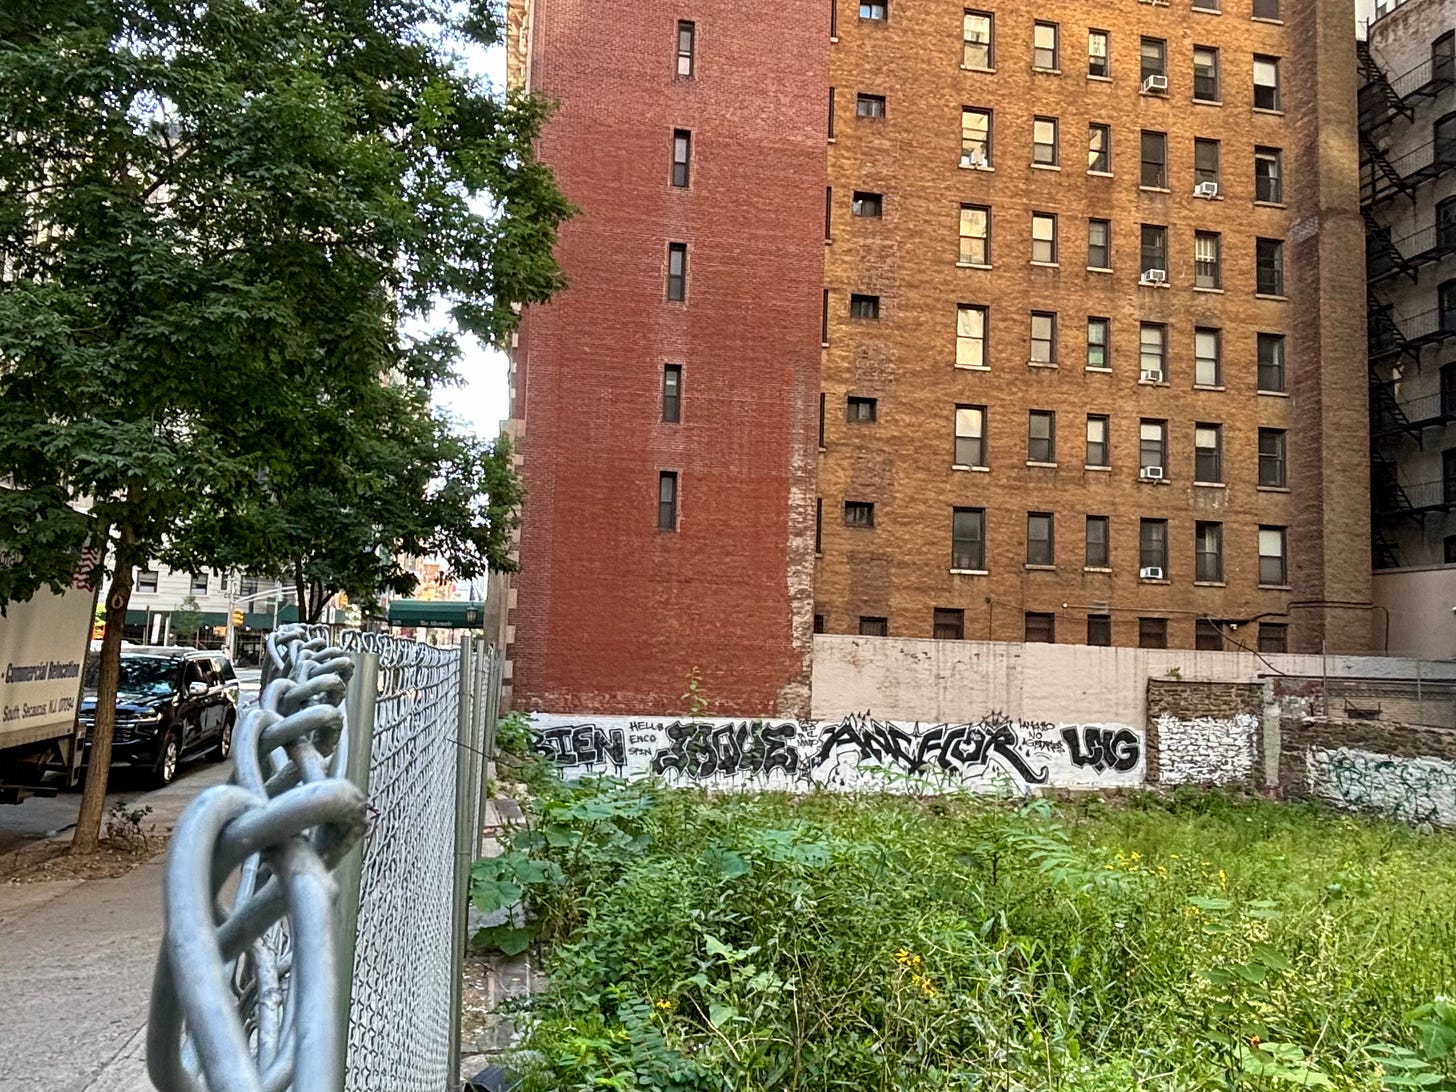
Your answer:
[449,639,474,1089]
[336,650,380,1081]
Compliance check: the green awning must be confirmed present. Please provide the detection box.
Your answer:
[385,600,484,628]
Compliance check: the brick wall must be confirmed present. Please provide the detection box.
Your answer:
[1281,715,1456,826]
[506,0,827,715]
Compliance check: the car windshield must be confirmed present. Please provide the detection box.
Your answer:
[84,655,177,695]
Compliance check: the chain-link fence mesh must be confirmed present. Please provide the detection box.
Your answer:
[148,625,500,1092]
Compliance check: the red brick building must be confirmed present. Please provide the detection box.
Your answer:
[505,0,1372,718]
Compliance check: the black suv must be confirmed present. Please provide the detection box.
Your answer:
[79,648,240,787]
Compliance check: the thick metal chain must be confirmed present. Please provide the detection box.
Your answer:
[147,625,365,1092]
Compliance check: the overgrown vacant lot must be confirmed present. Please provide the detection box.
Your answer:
[476,779,1456,1091]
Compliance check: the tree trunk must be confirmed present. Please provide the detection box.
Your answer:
[72,548,134,855]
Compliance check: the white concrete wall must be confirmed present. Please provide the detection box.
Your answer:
[1373,567,1456,659]
[808,635,1456,726]
[1306,745,1456,826]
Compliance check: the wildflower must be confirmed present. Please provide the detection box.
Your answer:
[656,998,674,1011]
[912,973,938,997]
[895,949,911,965]
[1218,869,1228,890]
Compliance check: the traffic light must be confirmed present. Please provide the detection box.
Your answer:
[232,609,244,626]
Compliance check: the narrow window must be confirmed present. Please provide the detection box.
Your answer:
[1194,424,1222,484]
[1087,219,1111,269]
[1195,620,1224,650]
[1033,22,1059,70]
[1139,324,1166,378]
[1086,515,1110,568]
[1030,311,1057,363]
[1196,521,1223,582]
[846,395,877,422]
[814,611,826,633]
[933,608,965,641]
[1028,409,1056,463]
[853,191,884,217]
[658,472,679,530]
[952,507,986,570]
[667,242,687,301]
[1194,138,1220,189]
[1087,318,1109,369]
[1088,123,1111,172]
[1255,146,1283,203]
[1253,55,1281,110]
[844,500,875,527]
[954,405,986,467]
[1438,195,1456,249]
[1140,37,1167,81]
[1195,328,1222,386]
[1024,612,1056,644]
[1140,224,1167,276]
[1259,527,1288,586]
[850,293,880,319]
[828,87,836,138]
[240,574,259,596]
[959,204,989,264]
[1032,116,1059,165]
[672,130,692,187]
[1086,415,1110,466]
[663,364,682,422]
[1443,361,1456,417]
[190,572,208,594]
[1435,31,1455,85]
[963,11,993,69]
[1088,29,1110,78]
[821,289,830,345]
[676,22,695,77]
[1436,111,1456,163]
[818,393,826,446]
[1193,46,1220,101]
[859,616,888,637]
[961,108,991,167]
[1139,518,1169,574]
[1140,131,1167,188]
[1441,279,1456,331]
[1031,212,1057,263]
[1259,428,1287,487]
[1139,617,1168,649]
[1139,419,1167,473]
[830,0,837,38]
[815,498,822,552]
[1088,614,1112,646]
[825,186,832,239]
[1252,0,1280,17]
[856,93,886,118]
[137,568,159,593]
[957,304,987,367]
[1026,513,1055,566]
[1256,238,1285,295]
[1195,232,1222,289]
[859,0,887,20]
[1258,333,1286,391]
[1258,622,1287,653]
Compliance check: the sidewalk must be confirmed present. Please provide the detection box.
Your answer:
[0,761,232,1092]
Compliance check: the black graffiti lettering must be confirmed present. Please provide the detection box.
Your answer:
[533,723,626,771]
[815,711,1050,785]
[650,720,802,779]
[1061,726,1141,773]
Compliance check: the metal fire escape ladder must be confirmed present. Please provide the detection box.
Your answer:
[1363,207,1416,283]
[1362,133,1414,206]
[1358,39,1414,130]
[1368,291,1410,360]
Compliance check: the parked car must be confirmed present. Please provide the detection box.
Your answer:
[77,647,239,787]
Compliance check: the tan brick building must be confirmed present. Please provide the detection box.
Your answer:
[817,0,1371,654]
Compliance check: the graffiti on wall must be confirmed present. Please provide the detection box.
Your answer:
[1306,746,1456,828]
[1155,713,1259,785]
[528,712,1145,793]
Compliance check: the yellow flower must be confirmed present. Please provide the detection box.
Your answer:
[656,998,674,1011]
[1218,869,1228,890]
[895,948,911,965]
[911,973,938,997]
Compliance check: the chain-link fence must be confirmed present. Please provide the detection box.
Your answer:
[148,625,501,1092]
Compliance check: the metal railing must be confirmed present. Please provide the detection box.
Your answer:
[147,625,502,1092]
[1283,674,1456,732]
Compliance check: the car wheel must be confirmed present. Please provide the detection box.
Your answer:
[215,714,234,761]
[152,731,179,789]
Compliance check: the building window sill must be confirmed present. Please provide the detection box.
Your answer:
[1028,360,1058,368]
[818,445,827,453]
[1193,383,1226,391]
[960,162,995,172]
[956,261,993,269]
[1088,73,1112,83]
[1255,293,1288,301]
[1026,460,1058,468]
[825,238,833,246]
[1193,98,1223,107]
[1139,279,1173,288]
[1140,578,1172,585]
[1259,583,1293,591]
[1139,185,1172,194]
[951,464,991,473]
[1030,260,1060,268]
[1085,566,1113,573]
[821,341,829,348]
[1194,580,1227,588]
[1085,464,1111,472]
[1138,379,1170,388]
[1194,481,1227,489]
[1252,107,1285,117]
[1032,67,1062,76]
[1032,162,1062,171]
[1088,170,1114,178]
[1251,16,1284,24]
[1257,485,1291,493]
[961,65,996,74]
[950,568,989,576]
[1254,200,1287,209]
[1024,564,1057,571]
[955,363,991,371]
[828,137,836,144]
[1088,265,1113,274]
[1257,389,1289,397]
[1193,285,1224,294]
[1086,366,1112,373]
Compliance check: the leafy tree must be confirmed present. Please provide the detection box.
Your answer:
[0,0,569,852]
[169,594,205,646]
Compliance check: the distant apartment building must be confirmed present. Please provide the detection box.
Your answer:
[505,0,1372,717]
[1361,0,1456,655]
[125,566,292,661]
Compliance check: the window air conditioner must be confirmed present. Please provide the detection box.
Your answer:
[1142,74,1169,94]
[1139,368,1165,384]
[1141,268,1168,285]
[963,150,986,168]
[1139,566,1165,580]
[1195,181,1220,198]
[1140,465,1165,481]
